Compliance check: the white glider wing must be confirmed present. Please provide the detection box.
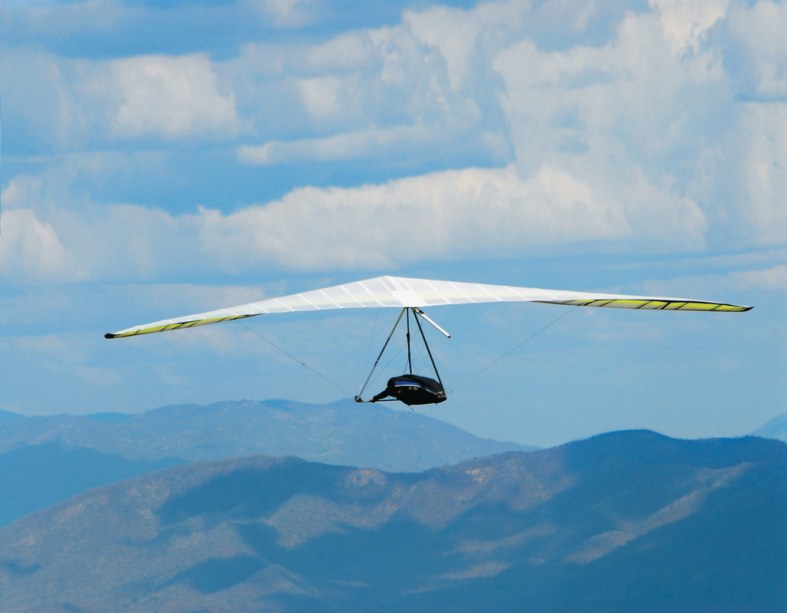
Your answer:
[105,275,752,339]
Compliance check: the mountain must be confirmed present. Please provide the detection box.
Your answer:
[754,412,787,442]
[0,443,183,527]
[0,431,783,612]
[0,410,25,426]
[0,400,530,528]
[0,399,531,472]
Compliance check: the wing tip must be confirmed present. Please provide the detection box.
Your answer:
[720,304,753,312]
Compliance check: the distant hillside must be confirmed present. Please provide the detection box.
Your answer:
[0,410,25,426]
[0,400,530,528]
[1,431,783,612]
[754,412,787,442]
[0,399,531,472]
[0,443,182,527]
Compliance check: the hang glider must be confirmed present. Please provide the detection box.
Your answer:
[105,275,751,406]
[105,275,751,340]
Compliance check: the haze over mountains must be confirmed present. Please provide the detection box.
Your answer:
[0,399,530,527]
[1,400,783,532]
[754,412,787,443]
[0,400,530,468]
[0,431,784,612]
[0,443,181,528]
[1,400,784,611]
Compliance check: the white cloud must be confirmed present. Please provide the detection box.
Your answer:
[0,208,77,279]
[304,31,377,73]
[231,32,377,81]
[254,0,318,28]
[494,7,728,159]
[403,0,531,92]
[2,51,243,146]
[726,0,787,98]
[2,0,784,283]
[0,173,202,281]
[197,163,704,272]
[0,157,706,282]
[737,103,787,244]
[230,8,506,155]
[92,54,241,140]
[238,127,420,164]
[0,156,696,281]
[732,265,787,291]
[237,119,507,165]
[0,177,79,279]
[650,0,731,56]
[297,75,355,125]
[403,4,486,92]
[0,49,90,152]
[0,0,126,45]
[61,204,206,280]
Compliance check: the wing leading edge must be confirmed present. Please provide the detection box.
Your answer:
[104,275,752,339]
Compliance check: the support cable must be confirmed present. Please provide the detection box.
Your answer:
[239,322,353,397]
[470,306,579,379]
[405,308,412,375]
[355,307,406,401]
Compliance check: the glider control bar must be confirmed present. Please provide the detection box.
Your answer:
[414,308,451,338]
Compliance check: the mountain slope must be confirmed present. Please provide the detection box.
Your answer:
[0,399,531,472]
[754,412,787,442]
[0,431,783,612]
[0,443,183,527]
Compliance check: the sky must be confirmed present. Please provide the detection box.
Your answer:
[1,0,785,447]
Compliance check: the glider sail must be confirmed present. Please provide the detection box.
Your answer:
[105,275,752,339]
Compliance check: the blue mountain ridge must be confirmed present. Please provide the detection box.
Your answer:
[0,430,783,612]
[0,399,531,469]
[0,399,531,528]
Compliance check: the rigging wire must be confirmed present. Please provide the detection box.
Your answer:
[367,342,406,392]
[358,310,411,397]
[356,307,406,400]
[238,321,353,397]
[356,308,445,403]
[239,302,577,399]
[470,305,579,379]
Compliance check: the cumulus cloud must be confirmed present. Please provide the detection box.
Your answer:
[0,49,88,153]
[2,0,785,283]
[736,103,787,244]
[0,159,705,282]
[255,0,319,28]
[237,120,508,165]
[495,6,731,165]
[0,178,79,279]
[403,0,527,91]
[651,0,732,56]
[0,209,76,279]
[0,175,81,280]
[232,8,509,160]
[196,163,704,272]
[732,265,787,291]
[232,0,771,261]
[82,54,242,140]
[724,0,787,99]
[0,173,197,282]
[1,50,243,148]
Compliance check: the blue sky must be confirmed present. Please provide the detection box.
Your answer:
[1,0,785,447]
